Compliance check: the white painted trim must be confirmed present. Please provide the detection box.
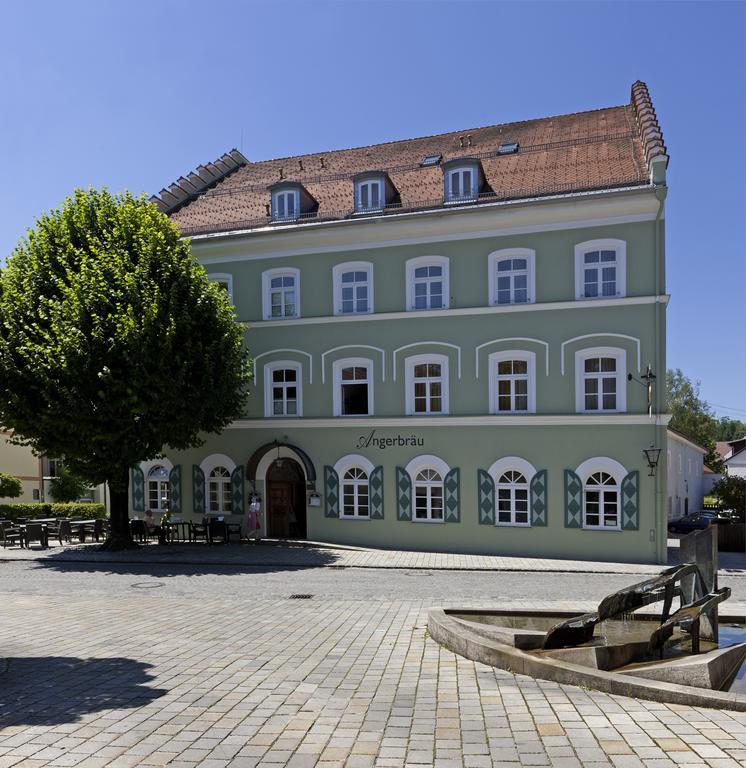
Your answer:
[405,255,450,312]
[393,342,461,381]
[271,188,300,223]
[140,458,174,484]
[488,248,535,306]
[322,345,385,383]
[261,267,300,320]
[476,338,549,378]
[561,333,641,375]
[354,177,385,214]
[332,357,374,417]
[574,239,627,300]
[404,454,451,479]
[488,350,537,415]
[332,261,374,316]
[404,354,449,416]
[200,453,237,478]
[263,360,303,418]
[207,272,234,303]
[488,456,537,483]
[229,414,672,428]
[254,446,309,536]
[575,456,627,482]
[253,349,313,384]
[574,346,627,414]
[253,295,667,329]
[333,453,376,478]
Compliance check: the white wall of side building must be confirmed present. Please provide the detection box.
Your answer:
[726,451,746,479]
[666,429,706,520]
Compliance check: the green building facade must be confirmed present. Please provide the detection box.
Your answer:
[136,81,671,563]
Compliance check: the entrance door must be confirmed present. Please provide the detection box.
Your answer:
[268,482,293,538]
[266,458,307,538]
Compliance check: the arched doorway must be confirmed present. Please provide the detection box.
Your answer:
[266,458,307,538]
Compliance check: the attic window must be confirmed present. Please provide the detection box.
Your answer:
[420,154,442,167]
[497,143,519,155]
[272,188,300,222]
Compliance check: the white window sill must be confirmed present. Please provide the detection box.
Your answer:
[264,315,300,321]
[264,414,302,419]
[339,515,371,521]
[412,517,446,524]
[581,525,622,532]
[496,521,531,528]
[578,409,625,415]
[334,310,374,317]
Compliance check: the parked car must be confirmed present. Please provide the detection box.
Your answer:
[668,512,732,534]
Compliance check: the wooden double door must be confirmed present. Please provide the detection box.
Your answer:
[266,459,306,538]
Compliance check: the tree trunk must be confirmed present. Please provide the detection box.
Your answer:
[100,467,139,551]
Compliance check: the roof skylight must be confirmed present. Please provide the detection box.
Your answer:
[420,154,442,167]
[497,143,519,155]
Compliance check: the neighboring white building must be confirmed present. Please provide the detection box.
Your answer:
[666,428,706,520]
[722,437,746,480]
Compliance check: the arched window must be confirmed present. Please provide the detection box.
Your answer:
[574,347,626,413]
[405,256,449,311]
[574,239,626,300]
[405,354,449,415]
[496,470,530,526]
[341,467,370,518]
[583,471,620,530]
[333,262,373,315]
[489,351,536,414]
[488,249,535,306]
[332,358,373,416]
[264,361,302,417]
[262,268,300,319]
[208,466,232,514]
[414,468,444,521]
[147,465,170,512]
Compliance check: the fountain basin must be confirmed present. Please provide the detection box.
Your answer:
[428,608,746,710]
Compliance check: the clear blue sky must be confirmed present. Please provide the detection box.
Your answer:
[1,1,744,418]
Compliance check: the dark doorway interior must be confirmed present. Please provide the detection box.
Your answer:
[266,458,306,538]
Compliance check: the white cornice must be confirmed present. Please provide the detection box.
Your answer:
[245,294,669,329]
[228,414,672,429]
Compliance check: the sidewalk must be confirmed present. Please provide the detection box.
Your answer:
[2,536,745,575]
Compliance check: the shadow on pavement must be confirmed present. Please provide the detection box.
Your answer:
[0,656,166,726]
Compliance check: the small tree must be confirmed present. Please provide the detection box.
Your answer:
[0,472,22,499]
[712,476,746,522]
[0,189,250,549]
[48,465,89,503]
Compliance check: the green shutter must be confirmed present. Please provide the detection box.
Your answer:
[444,468,460,523]
[530,470,548,527]
[477,469,495,525]
[621,470,639,530]
[370,466,384,519]
[396,467,412,521]
[324,466,339,518]
[169,465,182,515]
[132,467,145,513]
[564,469,582,528]
[192,465,205,516]
[231,465,244,515]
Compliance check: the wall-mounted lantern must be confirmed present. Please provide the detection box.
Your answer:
[643,446,662,477]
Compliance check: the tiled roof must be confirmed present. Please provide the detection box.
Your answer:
[153,81,666,237]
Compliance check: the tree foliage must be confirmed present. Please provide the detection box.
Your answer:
[715,417,746,442]
[666,369,721,471]
[711,475,746,521]
[0,188,251,547]
[48,464,89,503]
[0,472,22,499]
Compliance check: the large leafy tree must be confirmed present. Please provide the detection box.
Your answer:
[0,189,250,549]
[666,369,721,471]
[0,472,22,499]
[48,464,89,503]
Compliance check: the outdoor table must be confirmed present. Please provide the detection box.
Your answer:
[67,519,97,543]
[17,523,49,549]
[166,520,191,542]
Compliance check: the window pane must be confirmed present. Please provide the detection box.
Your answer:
[600,358,616,372]
[585,358,600,373]
[584,251,600,264]
[342,383,368,415]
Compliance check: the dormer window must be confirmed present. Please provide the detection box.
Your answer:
[442,159,481,203]
[272,188,299,221]
[355,178,383,212]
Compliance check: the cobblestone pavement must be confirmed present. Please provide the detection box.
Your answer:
[2,563,746,767]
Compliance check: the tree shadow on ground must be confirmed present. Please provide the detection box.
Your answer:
[0,656,166,726]
[29,541,340,578]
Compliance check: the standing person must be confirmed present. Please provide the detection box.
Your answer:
[244,495,262,541]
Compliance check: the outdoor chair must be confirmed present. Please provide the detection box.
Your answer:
[55,519,73,545]
[24,522,49,549]
[208,518,228,545]
[190,518,209,544]
[92,518,105,542]
[0,521,23,548]
[226,522,242,543]
[130,519,147,544]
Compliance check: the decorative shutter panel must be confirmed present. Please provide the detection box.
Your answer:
[621,470,640,530]
[169,465,182,515]
[396,467,412,521]
[131,467,145,513]
[530,470,548,527]
[369,466,384,519]
[231,465,244,515]
[564,469,582,528]
[444,468,460,523]
[477,469,495,525]
[192,465,205,516]
[324,466,339,518]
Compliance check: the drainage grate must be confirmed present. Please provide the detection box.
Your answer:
[288,593,314,600]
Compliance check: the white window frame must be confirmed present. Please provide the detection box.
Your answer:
[488,457,536,528]
[199,453,237,516]
[354,178,385,213]
[488,350,536,414]
[271,188,300,222]
[263,360,303,418]
[139,457,174,515]
[575,457,627,531]
[207,273,234,303]
[208,466,233,515]
[404,354,449,415]
[332,357,374,417]
[147,465,170,513]
[334,454,376,520]
[262,268,300,320]
[332,262,374,316]
[574,346,627,414]
[444,165,478,203]
[405,256,449,312]
[405,455,451,524]
[488,249,535,306]
[574,239,626,300]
